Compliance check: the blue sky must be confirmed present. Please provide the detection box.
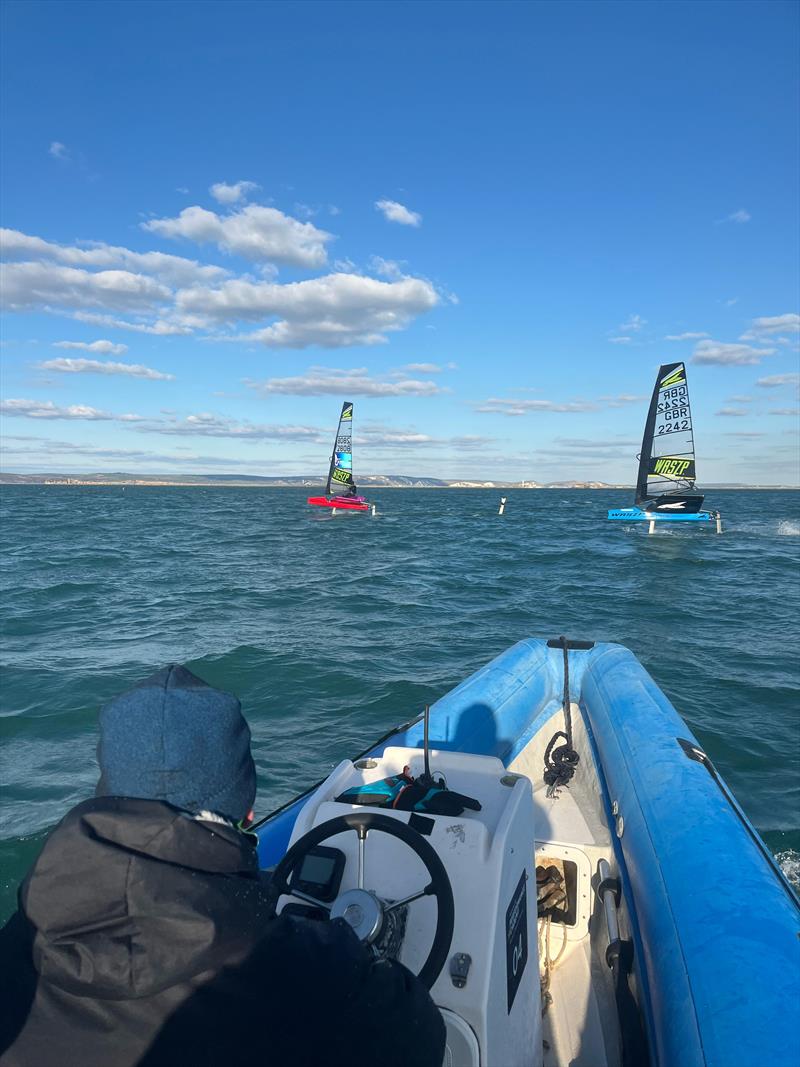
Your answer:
[1,0,798,484]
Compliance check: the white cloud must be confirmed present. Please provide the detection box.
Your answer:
[136,413,326,441]
[71,312,192,335]
[249,365,445,397]
[142,204,333,268]
[1,398,119,420]
[728,395,753,403]
[357,426,490,449]
[476,398,599,416]
[403,363,443,374]
[49,141,68,160]
[608,336,631,344]
[368,255,407,280]
[375,199,421,227]
[184,272,439,348]
[619,314,646,333]
[476,394,643,417]
[692,339,776,366]
[53,339,128,355]
[39,358,174,380]
[741,314,800,341]
[665,332,709,341]
[0,228,228,287]
[0,261,171,313]
[757,374,800,388]
[715,407,748,417]
[718,209,751,224]
[601,394,647,407]
[769,408,800,417]
[209,180,260,204]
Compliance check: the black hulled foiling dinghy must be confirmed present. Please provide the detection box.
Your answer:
[608,362,722,533]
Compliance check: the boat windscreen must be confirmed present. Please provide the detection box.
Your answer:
[636,363,697,504]
[326,401,357,495]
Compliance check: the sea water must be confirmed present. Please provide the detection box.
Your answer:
[1,485,798,918]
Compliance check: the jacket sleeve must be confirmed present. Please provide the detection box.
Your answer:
[257,915,446,1067]
[0,911,38,1057]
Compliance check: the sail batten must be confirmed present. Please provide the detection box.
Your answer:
[635,362,704,512]
[325,401,357,497]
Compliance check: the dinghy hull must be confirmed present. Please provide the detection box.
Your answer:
[256,640,799,1067]
[307,495,370,512]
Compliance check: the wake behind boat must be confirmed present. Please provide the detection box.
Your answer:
[608,362,721,532]
[256,637,799,1067]
[308,401,372,513]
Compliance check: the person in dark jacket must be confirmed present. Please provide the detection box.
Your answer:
[0,665,446,1067]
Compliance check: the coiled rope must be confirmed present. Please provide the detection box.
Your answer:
[543,635,580,798]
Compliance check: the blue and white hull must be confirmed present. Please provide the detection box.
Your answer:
[256,640,799,1067]
[608,506,717,523]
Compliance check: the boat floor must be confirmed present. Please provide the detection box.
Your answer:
[509,711,620,1067]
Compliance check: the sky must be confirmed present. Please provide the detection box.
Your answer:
[1,0,798,485]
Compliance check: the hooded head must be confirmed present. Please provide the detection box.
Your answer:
[96,664,256,822]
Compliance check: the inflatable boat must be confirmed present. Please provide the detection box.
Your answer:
[255,638,799,1067]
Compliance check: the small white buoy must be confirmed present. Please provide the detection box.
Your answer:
[498,496,507,515]
[716,513,723,535]
[371,504,377,517]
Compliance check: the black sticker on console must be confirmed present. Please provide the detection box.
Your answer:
[505,869,528,1012]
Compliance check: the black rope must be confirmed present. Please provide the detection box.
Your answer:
[543,635,580,798]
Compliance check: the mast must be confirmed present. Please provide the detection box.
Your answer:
[326,401,357,496]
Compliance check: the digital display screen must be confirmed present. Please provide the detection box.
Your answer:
[300,854,337,885]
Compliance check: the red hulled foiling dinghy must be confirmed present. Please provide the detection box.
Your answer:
[308,401,371,513]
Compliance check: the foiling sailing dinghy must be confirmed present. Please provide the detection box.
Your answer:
[608,362,721,532]
[255,637,799,1067]
[307,401,371,513]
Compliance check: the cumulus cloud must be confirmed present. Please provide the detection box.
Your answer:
[187,273,439,348]
[741,314,800,341]
[249,365,445,397]
[1,217,441,349]
[403,363,443,374]
[0,228,227,287]
[209,180,260,204]
[357,426,490,449]
[0,261,171,313]
[375,199,421,227]
[53,339,128,355]
[71,311,192,335]
[0,397,136,420]
[692,339,775,366]
[757,374,800,388]
[38,358,175,380]
[135,413,326,441]
[142,204,333,268]
[665,332,709,341]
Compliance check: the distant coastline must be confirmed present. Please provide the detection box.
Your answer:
[1,473,796,490]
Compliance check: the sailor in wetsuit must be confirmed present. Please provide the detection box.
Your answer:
[0,666,445,1067]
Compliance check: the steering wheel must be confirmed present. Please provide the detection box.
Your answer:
[270,811,455,989]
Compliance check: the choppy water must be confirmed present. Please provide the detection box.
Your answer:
[1,486,798,919]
